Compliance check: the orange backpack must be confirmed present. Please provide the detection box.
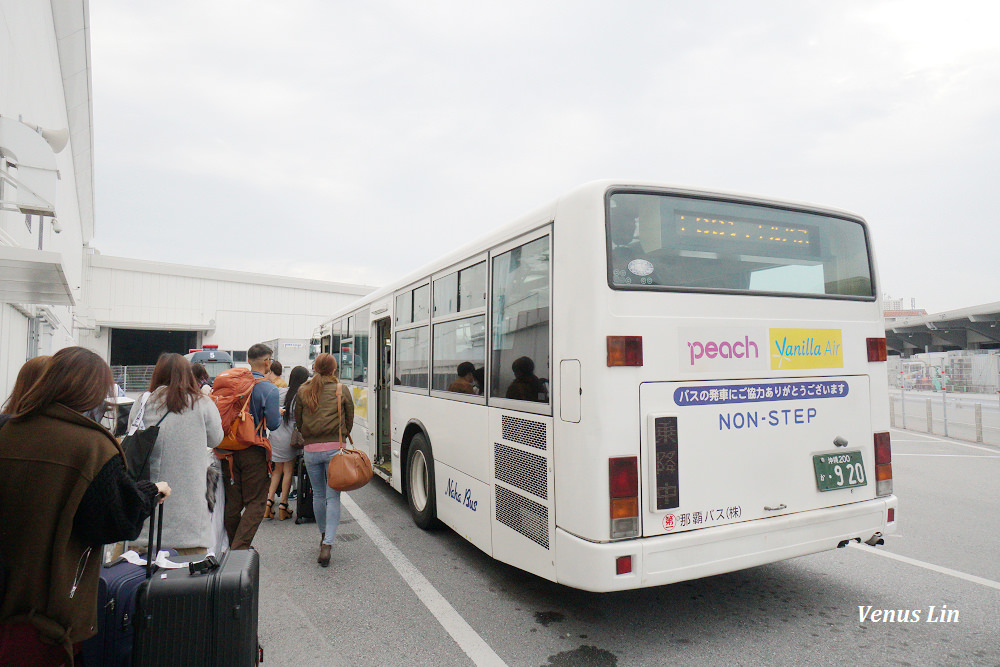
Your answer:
[211,368,270,453]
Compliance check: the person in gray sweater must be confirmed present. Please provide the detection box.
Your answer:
[127,353,224,554]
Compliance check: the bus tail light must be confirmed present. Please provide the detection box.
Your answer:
[867,337,887,362]
[874,431,892,496]
[607,336,643,367]
[609,456,639,539]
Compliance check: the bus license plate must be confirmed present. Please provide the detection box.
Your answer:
[813,451,867,492]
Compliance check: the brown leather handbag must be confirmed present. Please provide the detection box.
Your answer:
[289,396,305,450]
[326,384,373,491]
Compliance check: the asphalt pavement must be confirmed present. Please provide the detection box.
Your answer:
[252,428,1000,666]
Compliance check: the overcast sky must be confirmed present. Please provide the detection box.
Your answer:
[89,1,1000,314]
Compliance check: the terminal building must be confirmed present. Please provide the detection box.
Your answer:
[885,300,1000,395]
[0,1,371,401]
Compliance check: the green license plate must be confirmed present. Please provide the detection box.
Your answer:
[813,450,867,492]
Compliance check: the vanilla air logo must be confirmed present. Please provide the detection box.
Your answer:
[769,328,843,370]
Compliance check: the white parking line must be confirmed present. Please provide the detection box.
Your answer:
[341,494,508,667]
[849,543,1000,591]
[895,454,1000,458]
[890,430,1000,454]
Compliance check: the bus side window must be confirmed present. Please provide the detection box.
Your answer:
[490,236,550,403]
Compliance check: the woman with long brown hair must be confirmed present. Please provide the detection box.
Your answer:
[0,347,169,665]
[265,365,310,521]
[126,352,223,555]
[293,352,354,567]
[1,355,50,414]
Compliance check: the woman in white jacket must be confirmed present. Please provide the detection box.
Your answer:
[127,353,224,554]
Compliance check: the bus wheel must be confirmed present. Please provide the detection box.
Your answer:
[406,433,437,529]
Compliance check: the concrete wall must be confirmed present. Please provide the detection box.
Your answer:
[79,253,374,361]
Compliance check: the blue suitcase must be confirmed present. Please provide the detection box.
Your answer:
[80,528,176,666]
[81,556,145,667]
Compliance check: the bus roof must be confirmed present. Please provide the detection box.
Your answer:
[315,180,867,328]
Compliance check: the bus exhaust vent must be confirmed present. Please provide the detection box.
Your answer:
[501,415,547,451]
[496,485,549,549]
[494,443,547,500]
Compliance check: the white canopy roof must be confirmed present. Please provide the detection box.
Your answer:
[0,245,75,306]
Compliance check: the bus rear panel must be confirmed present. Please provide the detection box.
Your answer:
[550,185,896,591]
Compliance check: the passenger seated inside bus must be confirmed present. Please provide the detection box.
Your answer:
[506,356,547,403]
[447,362,479,394]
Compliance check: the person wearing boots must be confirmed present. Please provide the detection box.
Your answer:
[293,353,354,567]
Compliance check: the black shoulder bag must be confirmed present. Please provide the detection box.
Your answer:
[121,408,168,482]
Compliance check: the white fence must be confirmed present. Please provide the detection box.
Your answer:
[110,365,155,393]
[889,388,1000,446]
[888,351,999,394]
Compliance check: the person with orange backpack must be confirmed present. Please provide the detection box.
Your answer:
[211,343,280,549]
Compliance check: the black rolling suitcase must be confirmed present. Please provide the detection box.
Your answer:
[131,504,262,666]
[294,455,315,524]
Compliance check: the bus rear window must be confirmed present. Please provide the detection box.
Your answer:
[607,192,874,298]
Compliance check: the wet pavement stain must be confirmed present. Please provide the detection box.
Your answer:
[541,645,617,666]
[534,611,565,627]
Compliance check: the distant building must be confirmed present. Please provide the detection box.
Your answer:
[883,296,927,325]
[77,253,373,368]
[886,301,1000,357]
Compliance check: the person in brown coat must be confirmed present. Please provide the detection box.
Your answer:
[0,355,50,414]
[0,347,170,665]
[294,352,354,567]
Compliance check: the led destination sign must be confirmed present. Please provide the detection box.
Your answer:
[676,211,818,256]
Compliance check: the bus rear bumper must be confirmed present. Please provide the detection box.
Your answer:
[555,495,897,592]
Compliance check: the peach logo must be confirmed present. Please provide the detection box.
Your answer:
[687,336,759,366]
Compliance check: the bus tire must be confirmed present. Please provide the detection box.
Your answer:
[406,433,438,529]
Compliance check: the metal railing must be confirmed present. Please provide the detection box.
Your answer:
[889,388,1000,446]
[110,365,155,393]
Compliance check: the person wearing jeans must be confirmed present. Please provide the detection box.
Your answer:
[303,448,342,554]
[294,352,354,567]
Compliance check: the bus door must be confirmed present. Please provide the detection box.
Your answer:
[373,318,392,475]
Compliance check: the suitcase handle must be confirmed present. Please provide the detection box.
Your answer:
[145,494,165,579]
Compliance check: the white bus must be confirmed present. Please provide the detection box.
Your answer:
[311,181,897,592]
